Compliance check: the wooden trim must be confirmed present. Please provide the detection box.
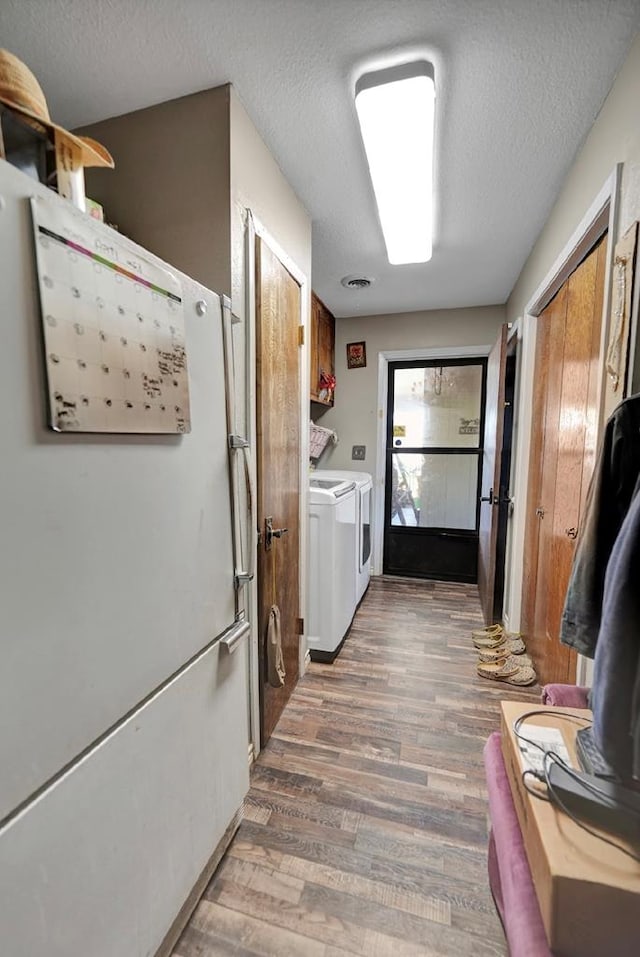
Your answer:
[244,211,262,763]
[154,807,243,957]
[243,209,311,758]
[251,212,307,287]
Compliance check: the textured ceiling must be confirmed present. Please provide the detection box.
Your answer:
[1,0,639,317]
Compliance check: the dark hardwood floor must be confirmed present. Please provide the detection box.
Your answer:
[174,577,539,957]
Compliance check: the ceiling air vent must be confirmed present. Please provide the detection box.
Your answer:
[341,275,374,289]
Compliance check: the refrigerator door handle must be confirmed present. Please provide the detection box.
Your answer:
[221,294,252,591]
[235,442,256,586]
[220,618,251,654]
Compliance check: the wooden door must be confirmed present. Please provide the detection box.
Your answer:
[478,324,509,623]
[256,238,301,745]
[521,235,607,684]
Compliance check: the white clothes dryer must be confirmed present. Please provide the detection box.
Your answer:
[308,477,358,661]
[314,470,372,604]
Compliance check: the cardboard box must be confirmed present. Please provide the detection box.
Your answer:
[501,701,640,957]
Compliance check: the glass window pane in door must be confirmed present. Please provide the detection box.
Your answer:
[392,365,483,449]
[390,452,479,529]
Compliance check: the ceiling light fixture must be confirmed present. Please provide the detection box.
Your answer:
[355,61,435,265]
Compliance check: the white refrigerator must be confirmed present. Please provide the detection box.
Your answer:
[0,160,250,956]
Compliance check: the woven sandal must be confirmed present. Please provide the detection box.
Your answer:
[471,623,503,640]
[477,660,536,686]
[472,631,524,650]
[477,638,526,658]
[472,632,505,649]
[478,649,532,668]
[477,658,518,680]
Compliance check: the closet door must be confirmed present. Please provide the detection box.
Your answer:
[546,238,607,668]
[529,286,568,681]
[522,234,607,684]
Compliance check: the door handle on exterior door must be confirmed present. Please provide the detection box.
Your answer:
[265,516,289,550]
[492,490,512,507]
[480,488,494,504]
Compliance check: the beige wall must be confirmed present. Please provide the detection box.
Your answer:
[320,305,505,474]
[80,88,232,296]
[508,32,640,323]
[503,32,640,642]
[82,84,313,746]
[230,90,312,309]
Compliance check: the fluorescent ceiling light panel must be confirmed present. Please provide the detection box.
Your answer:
[355,61,435,265]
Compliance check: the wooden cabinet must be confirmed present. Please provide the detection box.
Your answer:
[310,292,335,406]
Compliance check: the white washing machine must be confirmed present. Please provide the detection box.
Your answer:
[308,477,358,661]
[314,470,372,604]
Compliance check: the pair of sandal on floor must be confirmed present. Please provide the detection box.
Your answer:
[472,624,536,686]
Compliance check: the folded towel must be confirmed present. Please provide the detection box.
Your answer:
[541,683,589,708]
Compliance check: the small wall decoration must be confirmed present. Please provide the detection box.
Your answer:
[459,417,480,435]
[346,341,366,369]
[31,193,191,434]
[318,370,336,403]
[605,221,638,396]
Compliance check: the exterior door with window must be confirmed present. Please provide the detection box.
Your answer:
[383,359,487,582]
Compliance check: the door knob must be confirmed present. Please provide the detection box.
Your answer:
[265,516,289,550]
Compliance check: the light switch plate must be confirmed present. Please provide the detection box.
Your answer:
[352,445,366,460]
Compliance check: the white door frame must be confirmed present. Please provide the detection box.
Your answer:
[374,344,492,577]
[504,164,622,686]
[243,210,310,759]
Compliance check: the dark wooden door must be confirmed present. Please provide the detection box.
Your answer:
[521,234,607,684]
[256,238,301,745]
[478,324,509,623]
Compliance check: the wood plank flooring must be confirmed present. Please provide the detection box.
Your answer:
[173,577,539,957]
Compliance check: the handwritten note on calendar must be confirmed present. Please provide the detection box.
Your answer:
[31,194,191,433]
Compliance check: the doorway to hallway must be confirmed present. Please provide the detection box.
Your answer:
[477,325,518,625]
[383,358,487,582]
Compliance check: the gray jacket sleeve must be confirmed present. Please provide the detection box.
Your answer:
[560,402,640,657]
[591,489,640,778]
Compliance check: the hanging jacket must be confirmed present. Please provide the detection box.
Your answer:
[591,489,640,779]
[560,395,640,657]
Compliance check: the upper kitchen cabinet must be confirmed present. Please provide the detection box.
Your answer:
[310,292,335,406]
